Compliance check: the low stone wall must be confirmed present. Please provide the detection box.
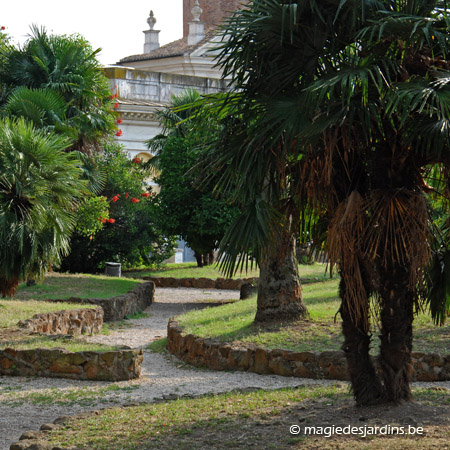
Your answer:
[18,307,103,336]
[167,320,450,382]
[0,347,143,381]
[143,276,256,290]
[48,282,155,322]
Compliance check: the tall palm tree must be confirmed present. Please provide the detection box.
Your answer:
[0,117,88,296]
[214,0,450,404]
[0,26,116,153]
[206,0,356,322]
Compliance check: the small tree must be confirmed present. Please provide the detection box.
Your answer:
[147,91,239,267]
[0,117,87,296]
[61,143,175,272]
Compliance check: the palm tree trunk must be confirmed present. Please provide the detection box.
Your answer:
[255,232,308,322]
[0,276,19,298]
[378,264,414,403]
[339,276,384,406]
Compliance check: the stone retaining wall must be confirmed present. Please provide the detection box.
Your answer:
[167,319,450,382]
[18,307,104,336]
[143,276,256,290]
[0,347,143,381]
[48,282,155,322]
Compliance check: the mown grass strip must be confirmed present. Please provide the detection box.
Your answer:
[124,262,332,282]
[12,273,143,301]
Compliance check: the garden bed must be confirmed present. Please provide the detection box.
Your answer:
[174,279,450,355]
[167,278,450,382]
[0,278,154,381]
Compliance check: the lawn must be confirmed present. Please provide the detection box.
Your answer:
[0,298,118,352]
[12,272,143,301]
[125,262,333,283]
[0,299,98,329]
[44,385,450,450]
[0,331,117,352]
[175,278,450,355]
[0,272,138,352]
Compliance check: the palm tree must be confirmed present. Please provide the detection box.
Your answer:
[0,117,88,296]
[214,0,450,404]
[0,26,116,153]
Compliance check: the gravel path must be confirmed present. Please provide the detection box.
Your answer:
[1,287,449,450]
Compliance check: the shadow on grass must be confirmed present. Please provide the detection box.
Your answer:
[45,387,450,450]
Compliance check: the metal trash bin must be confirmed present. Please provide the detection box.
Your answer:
[105,262,121,277]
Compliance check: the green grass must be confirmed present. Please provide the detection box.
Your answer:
[124,262,332,282]
[46,385,347,449]
[0,334,118,352]
[12,272,143,301]
[44,385,450,450]
[0,383,140,407]
[0,299,97,329]
[175,278,450,355]
[147,338,167,353]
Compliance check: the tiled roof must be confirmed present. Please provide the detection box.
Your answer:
[118,31,217,64]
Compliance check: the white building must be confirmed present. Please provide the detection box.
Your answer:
[105,1,242,164]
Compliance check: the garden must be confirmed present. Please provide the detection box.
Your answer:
[2,1,450,449]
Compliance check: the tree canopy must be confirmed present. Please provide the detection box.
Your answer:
[147,90,239,267]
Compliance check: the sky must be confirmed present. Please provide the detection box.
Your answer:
[2,0,183,65]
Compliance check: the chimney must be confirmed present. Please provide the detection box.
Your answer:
[187,0,205,46]
[143,10,160,53]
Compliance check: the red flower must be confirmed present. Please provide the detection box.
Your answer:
[110,93,118,99]
[107,218,116,223]
[117,118,123,124]
[125,192,129,199]
[98,217,107,223]
[114,102,119,108]
[132,157,141,164]
[112,195,120,202]
[131,197,140,203]
[141,193,150,197]
[1,26,5,31]
[115,130,123,137]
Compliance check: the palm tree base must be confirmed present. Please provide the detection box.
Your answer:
[0,276,20,298]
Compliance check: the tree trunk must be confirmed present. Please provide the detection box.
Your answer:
[0,276,19,297]
[254,232,308,322]
[339,276,384,406]
[378,264,414,403]
[194,252,203,268]
[209,251,215,265]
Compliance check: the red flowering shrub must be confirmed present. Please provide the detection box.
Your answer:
[132,157,141,164]
[115,130,123,137]
[117,118,123,124]
[141,193,151,197]
[107,218,115,223]
[131,197,140,203]
[112,195,120,202]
